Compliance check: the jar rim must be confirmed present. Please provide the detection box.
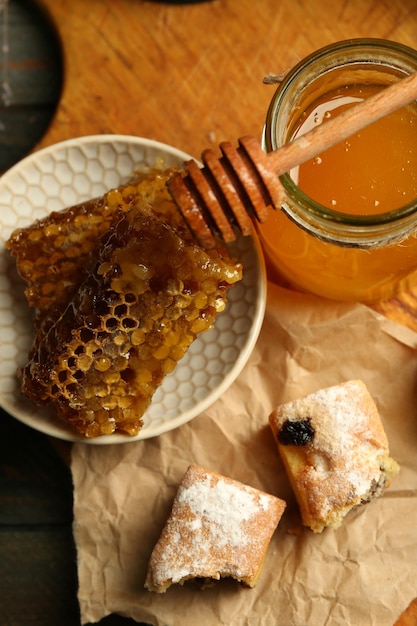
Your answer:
[264,37,417,230]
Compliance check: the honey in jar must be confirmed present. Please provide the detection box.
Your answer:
[259,39,417,302]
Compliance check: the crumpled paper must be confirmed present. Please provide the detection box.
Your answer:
[71,282,417,626]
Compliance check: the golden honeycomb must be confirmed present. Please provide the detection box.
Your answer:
[7,169,242,438]
[6,167,185,323]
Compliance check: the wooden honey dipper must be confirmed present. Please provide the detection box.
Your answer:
[167,71,417,248]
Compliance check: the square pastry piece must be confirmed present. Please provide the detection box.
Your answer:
[269,380,399,533]
[145,464,286,592]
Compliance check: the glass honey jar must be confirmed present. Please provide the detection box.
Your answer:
[258,38,417,302]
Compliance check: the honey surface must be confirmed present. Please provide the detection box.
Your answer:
[291,84,417,214]
[258,84,417,302]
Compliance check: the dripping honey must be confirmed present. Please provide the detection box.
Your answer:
[259,40,417,302]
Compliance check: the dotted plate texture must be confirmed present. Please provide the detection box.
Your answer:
[0,135,266,444]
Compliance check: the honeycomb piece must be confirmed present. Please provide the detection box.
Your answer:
[6,167,184,322]
[20,203,242,438]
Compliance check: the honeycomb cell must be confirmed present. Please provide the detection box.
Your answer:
[189,354,207,371]
[217,329,238,348]
[86,159,105,181]
[177,381,194,399]
[192,370,210,387]
[0,291,13,308]
[38,153,56,174]
[97,144,117,169]
[232,316,251,335]
[0,136,266,443]
[20,160,40,188]
[103,171,122,191]
[204,341,222,360]
[0,307,16,327]
[27,186,47,208]
[206,359,224,376]
[12,195,242,438]
[54,162,74,185]
[40,173,61,197]
[223,345,240,364]
[53,186,78,209]
[1,342,18,360]
[1,204,17,228]
[115,153,135,176]
[73,173,92,196]
[0,366,18,393]
[67,147,87,173]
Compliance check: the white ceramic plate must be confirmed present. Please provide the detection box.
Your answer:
[0,135,266,444]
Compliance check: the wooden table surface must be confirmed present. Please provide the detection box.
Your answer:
[2,0,417,624]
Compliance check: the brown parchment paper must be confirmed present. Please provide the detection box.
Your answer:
[71,282,417,626]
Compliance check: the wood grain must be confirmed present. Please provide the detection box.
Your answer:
[35,0,417,159]
[2,3,417,625]
[30,0,417,332]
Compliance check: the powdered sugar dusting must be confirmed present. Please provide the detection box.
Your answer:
[177,473,265,545]
[270,380,397,530]
[146,465,285,590]
[280,380,388,463]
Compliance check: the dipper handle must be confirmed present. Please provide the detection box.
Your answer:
[167,72,417,248]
